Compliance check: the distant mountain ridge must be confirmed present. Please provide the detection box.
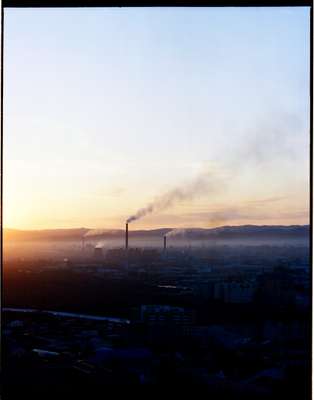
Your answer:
[4,225,309,241]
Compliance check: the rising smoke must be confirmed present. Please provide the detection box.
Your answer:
[127,112,302,226]
[127,168,222,224]
[165,228,204,238]
[84,229,107,237]
[94,240,106,248]
[84,229,120,238]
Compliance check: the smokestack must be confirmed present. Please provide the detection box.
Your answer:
[125,223,129,250]
[163,236,167,251]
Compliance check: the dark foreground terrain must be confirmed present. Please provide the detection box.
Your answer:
[2,238,311,398]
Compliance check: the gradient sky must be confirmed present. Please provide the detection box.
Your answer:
[3,7,310,230]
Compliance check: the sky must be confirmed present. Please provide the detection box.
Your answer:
[3,7,310,230]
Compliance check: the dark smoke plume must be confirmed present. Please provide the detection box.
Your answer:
[127,168,221,223]
[127,112,302,224]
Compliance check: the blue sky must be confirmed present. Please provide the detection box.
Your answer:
[3,7,310,229]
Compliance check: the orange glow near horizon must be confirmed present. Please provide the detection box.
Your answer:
[3,192,309,231]
[3,8,309,232]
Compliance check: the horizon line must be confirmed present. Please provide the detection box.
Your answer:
[3,223,310,232]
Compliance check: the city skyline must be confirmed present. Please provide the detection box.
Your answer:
[3,7,310,230]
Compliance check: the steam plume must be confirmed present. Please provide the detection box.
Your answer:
[95,240,106,248]
[166,228,207,238]
[84,229,120,238]
[165,228,188,238]
[84,229,107,237]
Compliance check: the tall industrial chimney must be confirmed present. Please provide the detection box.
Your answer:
[163,236,167,251]
[125,222,129,250]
